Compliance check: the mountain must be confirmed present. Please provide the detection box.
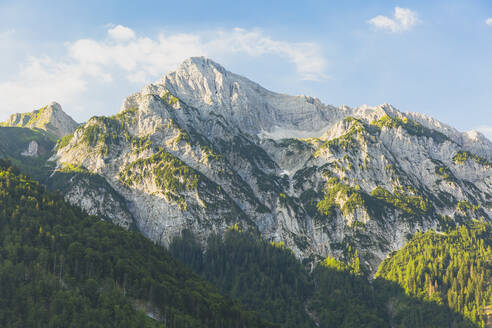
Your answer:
[0,57,490,327]
[0,159,277,328]
[0,103,134,229]
[154,57,338,137]
[1,101,78,138]
[50,56,492,271]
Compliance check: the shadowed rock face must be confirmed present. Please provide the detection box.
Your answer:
[2,102,78,138]
[51,57,492,271]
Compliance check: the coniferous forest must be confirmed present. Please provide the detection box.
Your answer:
[376,224,491,326]
[0,159,276,328]
[170,228,315,328]
[171,224,491,328]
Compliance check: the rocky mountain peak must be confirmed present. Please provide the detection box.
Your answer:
[177,56,229,78]
[124,57,339,138]
[1,102,78,138]
[47,101,62,112]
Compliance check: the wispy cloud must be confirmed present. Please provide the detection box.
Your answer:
[486,18,492,26]
[369,7,420,32]
[0,26,327,119]
[209,28,327,81]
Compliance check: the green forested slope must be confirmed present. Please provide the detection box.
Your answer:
[308,255,389,328]
[309,254,482,328]
[172,224,489,328]
[376,223,491,327]
[308,223,491,327]
[0,127,56,181]
[0,159,276,328]
[170,228,314,328]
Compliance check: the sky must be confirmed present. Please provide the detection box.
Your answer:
[0,0,491,139]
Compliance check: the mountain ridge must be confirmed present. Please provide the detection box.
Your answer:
[154,57,492,150]
[2,56,491,273]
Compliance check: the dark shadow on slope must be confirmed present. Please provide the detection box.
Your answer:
[310,264,479,328]
[171,229,481,328]
[170,229,316,328]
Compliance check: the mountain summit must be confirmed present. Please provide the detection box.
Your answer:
[128,57,339,138]
[1,102,78,138]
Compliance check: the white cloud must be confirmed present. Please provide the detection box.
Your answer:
[486,18,492,26]
[108,25,136,41]
[68,32,207,83]
[369,7,420,32]
[68,27,326,82]
[0,25,327,120]
[209,28,326,80]
[0,29,14,40]
[0,56,89,116]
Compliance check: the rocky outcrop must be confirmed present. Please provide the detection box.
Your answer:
[21,140,39,157]
[51,57,492,271]
[2,102,78,138]
[47,170,136,230]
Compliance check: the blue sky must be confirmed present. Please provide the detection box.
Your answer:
[1,0,491,138]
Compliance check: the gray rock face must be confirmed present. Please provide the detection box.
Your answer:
[135,57,342,138]
[2,102,78,138]
[21,140,39,157]
[52,57,492,271]
[48,170,136,229]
